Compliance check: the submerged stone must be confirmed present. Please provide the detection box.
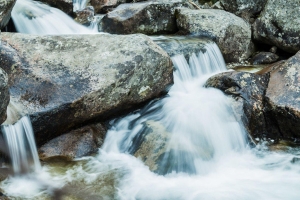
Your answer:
[0,33,172,145]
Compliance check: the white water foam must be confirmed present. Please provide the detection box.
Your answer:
[11,0,96,34]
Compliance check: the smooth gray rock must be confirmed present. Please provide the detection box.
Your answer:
[253,0,300,53]
[99,0,191,35]
[176,8,254,63]
[0,68,9,124]
[0,33,173,145]
[0,0,16,29]
[220,0,267,20]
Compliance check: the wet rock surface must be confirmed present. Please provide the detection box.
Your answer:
[152,36,209,62]
[100,0,191,35]
[0,0,16,29]
[252,52,279,65]
[74,6,94,25]
[0,33,172,145]
[220,0,267,21]
[205,71,269,141]
[0,68,9,124]
[90,0,126,14]
[253,0,300,53]
[38,123,106,161]
[176,8,254,63]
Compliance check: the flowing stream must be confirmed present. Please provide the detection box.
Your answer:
[11,0,95,34]
[1,0,300,199]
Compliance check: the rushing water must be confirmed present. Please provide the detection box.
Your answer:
[2,0,300,199]
[11,0,95,34]
[1,116,41,174]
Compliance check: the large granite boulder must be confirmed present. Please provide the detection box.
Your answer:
[0,0,16,29]
[99,0,191,35]
[176,8,254,63]
[264,51,300,141]
[38,123,106,161]
[253,0,300,54]
[0,68,9,124]
[220,0,267,21]
[0,33,172,145]
[205,71,269,141]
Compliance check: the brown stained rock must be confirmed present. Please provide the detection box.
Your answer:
[176,8,254,63]
[90,0,119,14]
[264,51,300,140]
[0,0,16,29]
[39,123,106,161]
[99,0,191,35]
[0,33,173,146]
[74,6,94,25]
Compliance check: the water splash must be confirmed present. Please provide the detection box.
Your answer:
[11,0,95,34]
[1,116,41,174]
[103,43,247,175]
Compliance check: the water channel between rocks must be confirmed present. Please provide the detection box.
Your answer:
[1,0,300,199]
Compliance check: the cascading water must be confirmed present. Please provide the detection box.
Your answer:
[1,42,300,199]
[11,0,96,34]
[103,43,247,175]
[1,116,40,174]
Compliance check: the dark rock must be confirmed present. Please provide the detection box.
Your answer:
[252,52,279,65]
[253,0,300,53]
[38,123,106,161]
[205,71,269,141]
[74,6,94,25]
[264,51,300,140]
[0,68,9,124]
[152,36,209,62]
[99,0,191,35]
[220,0,267,21]
[269,46,277,54]
[0,33,172,145]
[291,157,300,164]
[176,8,254,63]
[0,0,16,29]
[38,0,72,14]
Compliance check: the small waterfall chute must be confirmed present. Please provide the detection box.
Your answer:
[103,42,247,175]
[1,116,41,175]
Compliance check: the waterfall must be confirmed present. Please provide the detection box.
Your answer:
[103,43,247,175]
[73,0,88,11]
[11,0,95,34]
[1,116,41,175]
